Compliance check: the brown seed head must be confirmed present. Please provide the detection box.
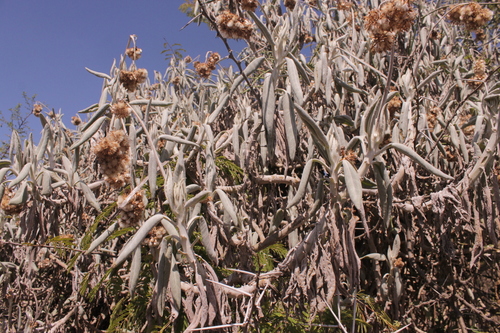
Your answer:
[239,0,258,11]
[117,189,145,227]
[111,100,132,118]
[32,104,43,117]
[448,3,493,31]
[284,0,296,10]
[1,188,24,215]
[216,11,254,40]
[71,116,82,126]
[126,47,142,60]
[93,130,131,188]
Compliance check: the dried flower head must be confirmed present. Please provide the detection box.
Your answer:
[468,58,487,87]
[172,76,181,85]
[364,0,416,52]
[387,94,402,118]
[337,0,353,11]
[427,106,440,131]
[285,0,296,10]
[1,188,24,215]
[193,52,221,79]
[126,47,142,60]
[32,104,43,117]
[370,32,396,53]
[111,100,132,118]
[119,69,148,92]
[430,30,442,40]
[117,189,145,227]
[216,11,254,40]
[448,2,493,31]
[71,116,82,126]
[93,130,131,189]
[145,225,168,247]
[239,0,258,11]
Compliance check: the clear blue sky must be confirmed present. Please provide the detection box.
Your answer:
[0,0,231,140]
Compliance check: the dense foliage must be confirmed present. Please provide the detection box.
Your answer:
[1,0,499,332]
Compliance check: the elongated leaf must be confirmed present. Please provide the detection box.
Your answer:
[9,182,29,205]
[70,116,108,150]
[207,93,230,124]
[129,100,172,107]
[282,92,298,160]
[113,214,165,268]
[262,73,276,157]
[157,134,200,148]
[373,161,392,229]
[286,57,304,105]
[294,103,330,161]
[155,239,171,317]
[343,160,363,211]
[185,190,211,210]
[129,247,142,297]
[383,143,453,180]
[9,163,32,187]
[85,222,120,254]
[85,67,112,80]
[360,253,387,261]
[41,170,52,196]
[77,181,101,212]
[229,56,265,95]
[214,188,240,228]
[148,151,157,197]
[77,103,99,114]
[198,216,218,264]
[287,159,314,209]
[247,11,275,52]
[170,251,182,310]
[36,125,51,161]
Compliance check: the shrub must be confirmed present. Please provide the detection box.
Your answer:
[1,1,499,332]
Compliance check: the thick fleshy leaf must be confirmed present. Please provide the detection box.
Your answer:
[343,160,363,212]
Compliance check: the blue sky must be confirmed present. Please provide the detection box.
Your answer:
[0,0,231,140]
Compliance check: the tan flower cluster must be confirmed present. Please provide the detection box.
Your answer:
[193,52,221,79]
[1,188,24,215]
[119,69,148,92]
[216,11,254,40]
[448,3,493,31]
[111,100,132,118]
[364,0,416,52]
[117,189,145,227]
[285,0,296,10]
[32,104,43,117]
[93,130,131,189]
[145,225,167,247]
[427,106,440,131]
[468,58,487,87]
[239,0,258,11]
[71,116,82,126]
[125,47,142,60]
[387,94,402,118]
[337,0,353,11]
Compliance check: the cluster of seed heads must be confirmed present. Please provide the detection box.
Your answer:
[119,68,148,92]
[216,11,254,40]
[239,0,258,12]
[111,100,132,118]
[1,188,23,215]
[468,59,487,87]
[284,0,296,10]
[117,190,145,227]
[125,47,142,61]
[448,3,493,31]
[93,130,131,189]
[145,225,167,247]
[193,52,221,79]
[364,0,416,52]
